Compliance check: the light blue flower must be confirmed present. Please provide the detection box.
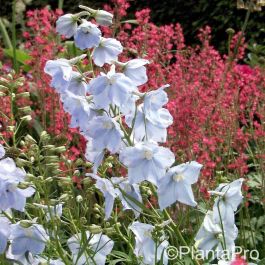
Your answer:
[125,104,172,143]
[6,247,46,265]
[85,115,123,153]
[60,71,87,96]
[67,231,114,265]
[88,174,119,220]
[0,143,5,158]
[61,91,96,131]
[34,203,63,221]
[0,180,34,211]
[93,10,113,26]
[10,222,49,255]
[158,161,202,209]
[143,85,169,122]
[119,141,175,185]
[129,221,168,265]
[122,59,149,86]
[44,59,72,90]
[92,38,123,67]
[44,55,87,92]
[195,211,238,259]
[210,178,244,227]
[56,14,77,38]
[112,177,143,217]
[0,216,11,254]
[49,259,65,265]
[85,139,105,173]
[87,66,138,113]
[0,158,35,212]
[0,157,26,182]
[74,20,101,50]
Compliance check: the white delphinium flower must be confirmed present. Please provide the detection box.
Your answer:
[195,211,238,259]
[111,177,143,217]
[118,59,149,86]
[85,115,124,153]
[87,65,139,114]
[210,179,244,227]
[158,161,202,209]
[56,14,78,38]
[92,37,123,66]
[67,231,114,265]
[129,221,169,265]
[74,20,101,50]
[119,141,175,185]
[88,174,119,220]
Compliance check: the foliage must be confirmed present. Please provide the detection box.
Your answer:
[0,0,264,264]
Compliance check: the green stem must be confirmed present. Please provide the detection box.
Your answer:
[0,18,12,49]
[164,210,201,265]
[58,0,64,9]
[12,0,18,72]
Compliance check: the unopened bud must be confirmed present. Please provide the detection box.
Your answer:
[16,92,30,98]
[87,224,102,234]
[54,146,66,153]
[76,195,83,203]
[25,134,36,144]
[20,115,32,121]
[226,28,235,35]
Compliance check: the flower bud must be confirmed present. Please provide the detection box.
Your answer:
[16,92,30,98]
[93,10,113,26]
[20,115,32,121]
[88,224,102,234]
[20,220,33,228]
[226,28,235,35]
[25,134,37,144]
[18,106,32,114]
[54,146,66,153]
[76,195,83,203]
[59,194,70,202]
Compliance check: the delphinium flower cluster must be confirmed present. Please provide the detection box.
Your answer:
[0,3,258,265]
[101,0,265,194]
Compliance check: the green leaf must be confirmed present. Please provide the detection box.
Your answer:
[3,49,32,65]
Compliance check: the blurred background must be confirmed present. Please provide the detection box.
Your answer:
[1,0,265,53]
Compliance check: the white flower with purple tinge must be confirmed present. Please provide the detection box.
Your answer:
[6,247,46,265]
[67,231,114,265]
[158,161,202,209]
[44,58,72,90]
[10,222,49,255]
[85,139,105,173]
[87,66,138,113]
[122,59,149,86]
[56,14,78,38]
[34,203,63,221]
[112,177,143,217]
[129,221,169,265]
[0,157,35,212]
[93,10,113,26]
[0,216,11,254]
[88,174,119,220]
[143,85,169,122]
[210,178,244,227]
[85,115,123,153]
[61,91,96,132]
[120,141,175,185]
[62,71,87,96]
[125,104,172,143]
[74,20,101,50]
[195,211,238,259]
[92,37,123,66]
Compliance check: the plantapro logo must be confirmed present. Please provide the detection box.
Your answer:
[165,246,260,262]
